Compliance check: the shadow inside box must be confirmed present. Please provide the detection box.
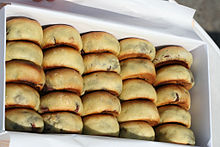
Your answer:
[207,31,220,48]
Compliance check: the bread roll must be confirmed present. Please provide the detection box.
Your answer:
[44,68,83,96]
[117,100,160,126]
[6,17,43,46]
[120,58,156,84]
[42,112,83,133]
[5,83,40,111]
[6,41,43,66]
[42,24,82,51]
[153,46,193,69]
[81,32,120,56]
[83,72,122,96]
[156,85,190,110]
[82,91,121,116]
[83,53,120,74]
[6,60,45,91]
[120,79,157,103]
[155,124,195,145]
[43,47,84,74]
[38,92,83,115]
[5,108,44,133]
[119,38,156,61]
[154,65,194,90]
[83,114,119,137]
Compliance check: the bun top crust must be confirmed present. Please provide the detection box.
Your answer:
[119,38,156,61]
[42,24,82,51]
[7,17,43,46]
[81,32,120,56]
[153,46,193,69]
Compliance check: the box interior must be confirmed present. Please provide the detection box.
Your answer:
[1,3,211,146]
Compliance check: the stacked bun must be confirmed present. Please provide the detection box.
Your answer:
[153,46,195,145]
[117,38,159,141]
[81,32,121,137]
[5,17,45,132]
[38,24,84,133]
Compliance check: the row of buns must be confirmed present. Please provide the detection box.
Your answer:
[5,17,196,145]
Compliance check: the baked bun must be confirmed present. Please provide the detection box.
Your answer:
[154,65,194,90]
[156,85,190,110]
[6,41,43,66]
[120,58,156,84]
[42,112,83,133]
[38,92,83,115]
[155,124,195,145]
[119,38,156,61]
[83,114,119,137]
[81,32,120,56]
[117,100,160,126]
[6,17,43,46]
[44,68,83,96]
[82,91,121,117]
[120,79,157,103]
[42,24,82,51]
[83,72,122,96]
[120,121,155,141]
[83,53,120,74]
[153,46,193,69]
[158,105,191,128]
[5,108,44,133]
[6,60,45,91]
[43,47,84,74]
[5,83,40,111]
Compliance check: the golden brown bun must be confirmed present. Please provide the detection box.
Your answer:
[5,108,44,133]
[158,105,191,128]
[83,72,122,96]
[42,112,83,133]
[81,32,120,56]
[83,114,119,137]
[119,38,156,61]
[42,24,82,51]
[154,65,194,90]
[120,79,157,103]
[117,100,160,126]
[44,68,83,96]
[153,46,193,69]
[120,121,155,141]
[82,91,121,117]
[5,83,40,111]
[6,17,43,46]
[38,92,83,115]
[43,47,84,74]
[156,85,191,110]
[6,41,43,66]
[155,124,195,145]
[6,60,45,91]
[120,58,156,84]
[83,53,120,74]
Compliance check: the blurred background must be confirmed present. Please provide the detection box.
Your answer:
[176,0,220,47]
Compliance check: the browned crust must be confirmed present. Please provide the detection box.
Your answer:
[120,119,159,127]
[119,53,152,61]
[154,80,192,90]
[5,104,35,110]
[42,42,80,51]
[39,108,82,115]
[42,85,81,96]
[84,110,119,117]
[120,97,155,103]
[83,113,116,119]
[155,60,190,69]
[7,39,41,47]
[6,81,43,91]
[122,73,156,84]
[81,49,118,56]
[119,37,150,43]
[84,89,120,97]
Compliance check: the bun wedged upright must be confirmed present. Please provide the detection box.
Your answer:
[42,24,82,51]
[6,17,43,46]
[119,38,156,61]
[6,41,43,66]
[5,83,40,111]
[81,31,120,56]
[5,108,44,133]
[6,60,45,91]
[43,47,84,75]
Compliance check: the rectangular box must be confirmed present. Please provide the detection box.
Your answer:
[0,3,212,147]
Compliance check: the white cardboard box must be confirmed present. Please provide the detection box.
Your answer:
[0,2,214,147]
